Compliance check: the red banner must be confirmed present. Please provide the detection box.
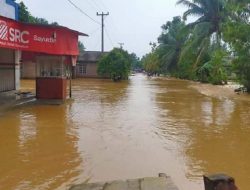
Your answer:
[0,16,87,56]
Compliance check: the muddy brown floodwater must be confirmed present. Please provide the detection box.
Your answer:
[0,74,250,190]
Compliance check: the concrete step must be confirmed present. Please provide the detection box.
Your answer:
[69,174,179,190]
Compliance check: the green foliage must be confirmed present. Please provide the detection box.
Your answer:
[130,53,142,71]
[141,52,160,74]
[78,41,85,53]
[19,1,48,24]
[97,48,132,81]
[197,49,228,84]
[19,2,30,22]
[223,0,250,91]
[141,0,250,91]
[157,16,188,73]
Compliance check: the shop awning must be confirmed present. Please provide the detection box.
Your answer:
[0,16,88,56]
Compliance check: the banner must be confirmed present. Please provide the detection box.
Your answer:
[0,16,87,56]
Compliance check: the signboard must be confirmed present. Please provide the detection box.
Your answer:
[0,0,19,20]
[0,16,86,55]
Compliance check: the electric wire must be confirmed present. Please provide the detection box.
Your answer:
[85,0,99,11]
[66,0,101,25]
[98,0,109,12]
[88,27,100,35]
[105,27,114,48]
[92,0,105,11]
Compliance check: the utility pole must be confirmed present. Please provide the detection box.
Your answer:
[97,12,109,52]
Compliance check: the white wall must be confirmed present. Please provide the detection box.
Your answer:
[0,0,16,20]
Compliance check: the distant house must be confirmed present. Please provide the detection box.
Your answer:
[75,51,107,78]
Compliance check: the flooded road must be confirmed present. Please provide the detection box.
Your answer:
[0,74,250,190]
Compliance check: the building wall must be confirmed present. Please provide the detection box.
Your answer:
[21,61,36,79]
[0,48,15,92]
[14,50,21,90]
[86,63,98,77]
[76,62,99,78]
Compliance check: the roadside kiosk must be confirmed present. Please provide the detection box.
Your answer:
[36,55,70,100]
[0,15,88,100]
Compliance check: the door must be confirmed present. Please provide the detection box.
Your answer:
[0,48,15,92]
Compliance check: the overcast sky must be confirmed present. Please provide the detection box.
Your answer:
[16,0,186,57]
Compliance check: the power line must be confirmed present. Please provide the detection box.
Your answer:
[88,27,100,35]
[85,0,99,11]
[92,0,104,11]
[99,0,109,12]
[93,37,101,49]
[105,28,114,48]
[66,0,101,25]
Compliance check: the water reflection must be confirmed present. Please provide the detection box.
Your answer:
[153,78,250,190]
[185,100,250,190]
[0,105,82,190]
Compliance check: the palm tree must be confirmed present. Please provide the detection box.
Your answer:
[177,0,227,69]
[177,0,226,36]
[157,16,188,72]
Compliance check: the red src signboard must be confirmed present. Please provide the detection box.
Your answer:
[0,16,87,56]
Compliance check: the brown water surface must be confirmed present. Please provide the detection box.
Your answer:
[0,74,250,190]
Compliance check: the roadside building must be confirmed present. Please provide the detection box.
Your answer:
[0,1,87,100]
[0,0,19,93]
[75,51,107,78]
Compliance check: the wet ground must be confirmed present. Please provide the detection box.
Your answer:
[0,74,250,190]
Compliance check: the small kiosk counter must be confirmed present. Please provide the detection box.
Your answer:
[36,56,70,100]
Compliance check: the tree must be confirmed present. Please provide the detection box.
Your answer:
[78,41,85,53]
[177,0,227,66]
[19,1,30,22]
[18,1,54,25]
[157,16,188,73]
[177,0,226,38]
[223,0,250,91]
[97,48,132,81]
[176,0,230,83]
[142,52,160,75]
[130,53,142,71]
[197,48,228,84]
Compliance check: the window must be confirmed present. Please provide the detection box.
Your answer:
[79,63,87,75]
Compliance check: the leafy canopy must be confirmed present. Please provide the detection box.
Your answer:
[97,48,132,81]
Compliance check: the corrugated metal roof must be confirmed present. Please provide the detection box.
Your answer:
[78,51,108,62]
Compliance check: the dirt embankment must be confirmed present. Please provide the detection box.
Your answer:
[189,82,250,101]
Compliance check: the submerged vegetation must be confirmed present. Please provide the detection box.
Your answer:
[97,48,132,81]
[142,0,250,91]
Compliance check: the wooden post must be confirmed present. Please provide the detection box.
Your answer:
[203,174,238,190]
[69,65,72,99]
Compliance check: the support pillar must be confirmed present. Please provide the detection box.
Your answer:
[14,50,21,91]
